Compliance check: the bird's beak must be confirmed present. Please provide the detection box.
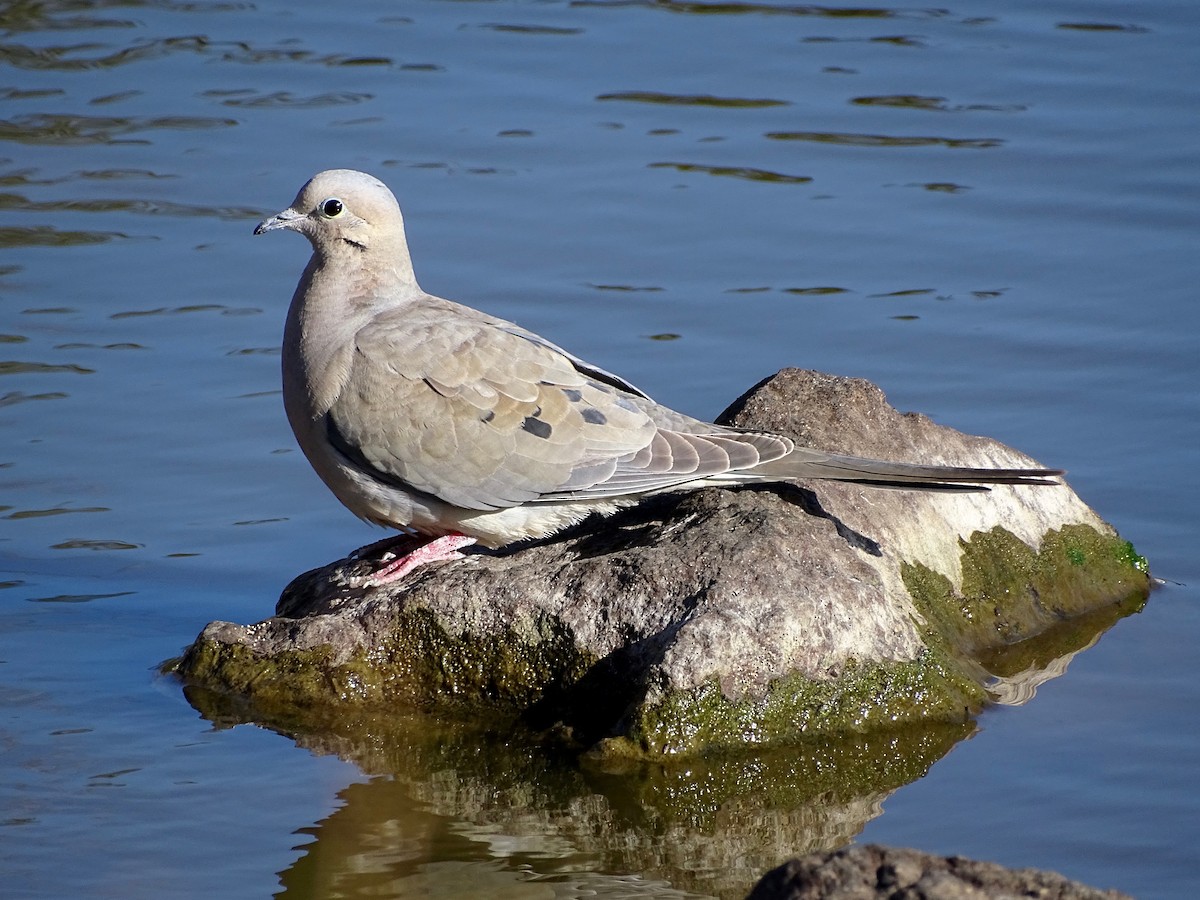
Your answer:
[253,207,304,235]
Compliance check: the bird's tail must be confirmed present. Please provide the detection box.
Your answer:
[747,446,1064,492]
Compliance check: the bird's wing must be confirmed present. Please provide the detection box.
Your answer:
[325,300,792,510]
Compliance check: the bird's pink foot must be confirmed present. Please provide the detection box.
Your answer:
[350,533,425,562]
[358,533,477,586]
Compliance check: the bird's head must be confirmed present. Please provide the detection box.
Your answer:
[254,169,407,257]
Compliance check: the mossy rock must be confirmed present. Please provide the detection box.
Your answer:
[171,370,1152,758]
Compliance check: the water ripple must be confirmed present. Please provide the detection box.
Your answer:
[0,190,261,221]
[1057,21,1149,33]
[51,539,143,551]
[0,225,126,247]
[598,91,788,108]
[802,34,926,46]
[0,361,94,376]
[3,506,109,520]
[207,89,373,109]
[766,130,1002,149]
[783,286,850,296]
[852,94,1025,113]
[479,23,584,36]
[0,391,69,408]
[110,304,261,318]
[573,1,946,20]
[0,168,179,187]
[649,161,812,184]
[28,591,136,603]
[0,35,210,71]
[0,112,237,146]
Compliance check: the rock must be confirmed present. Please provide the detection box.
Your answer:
[746,844,1131,899]
[173,369,1149,757]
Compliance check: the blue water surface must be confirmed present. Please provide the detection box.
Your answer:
[2,1,1197,897]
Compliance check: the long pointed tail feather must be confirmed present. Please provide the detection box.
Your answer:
[752,447,1064,491]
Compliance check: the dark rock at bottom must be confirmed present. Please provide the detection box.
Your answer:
[747,844,1130,900]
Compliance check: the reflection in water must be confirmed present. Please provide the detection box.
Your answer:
[0,113,237,145]
[28,590,136,603]
[1056,22,1149,33]
[979,598,1141,706]
[0,390,68,407]
[648,162,812,185]
[50,538,142,551]
[479,23,585,36]
[0,360,93,375]
[173,576,1140,897]
[574,1,941,20]
[917,181,968,193]
[765,130,1003,149]
[0,190,263,220]
[598,92,789,108]
[782,286,849,295]
[208,90,374,109]
[53,342,145,350]
[0,167,177,185]
[803,35,925,46]
[3,506,108,519]
[0,225,124,246]
[187,685,969,899]
[109,304,262,318]
[850,95,1026,113]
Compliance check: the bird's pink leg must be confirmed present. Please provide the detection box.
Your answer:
[359,532,477,586]
[350,533,425,561]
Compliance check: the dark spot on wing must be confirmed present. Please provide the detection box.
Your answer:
[581,407,607,425]
[563,388,583,402]
[522,416,553,439]
[481,410,495,424]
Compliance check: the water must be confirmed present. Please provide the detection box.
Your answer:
[2,0,1197,897]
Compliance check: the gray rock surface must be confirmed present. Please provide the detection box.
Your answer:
[746,844,1131,900]
[175,369,1148,756]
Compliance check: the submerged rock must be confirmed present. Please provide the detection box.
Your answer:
[174,369,1149,756]
[747,844,1131,899]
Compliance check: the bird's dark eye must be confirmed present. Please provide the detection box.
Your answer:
[320,198,344,218]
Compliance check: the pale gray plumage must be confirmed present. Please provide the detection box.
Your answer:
[255,169,1061,578]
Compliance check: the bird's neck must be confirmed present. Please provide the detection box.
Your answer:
[282,247,417,420]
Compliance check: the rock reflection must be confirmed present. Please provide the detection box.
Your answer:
[186,686,969,899]
[981,597,1140,706]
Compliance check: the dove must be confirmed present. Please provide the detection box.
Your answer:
[254,169,1062,585]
